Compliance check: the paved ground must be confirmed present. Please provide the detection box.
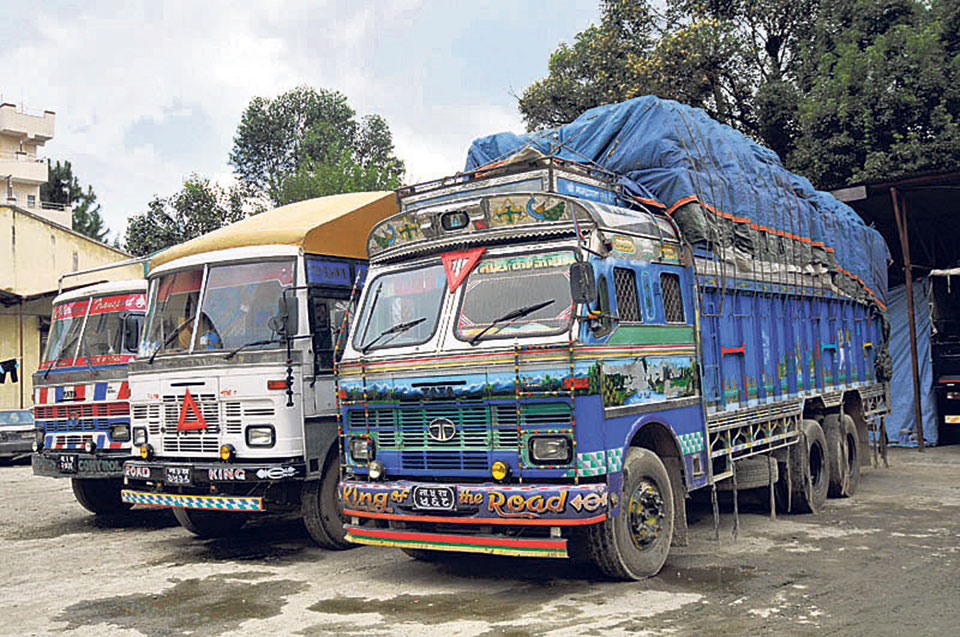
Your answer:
[2,446,959,636]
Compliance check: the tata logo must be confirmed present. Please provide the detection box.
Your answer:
[427,417,457,443]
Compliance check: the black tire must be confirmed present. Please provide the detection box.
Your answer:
[585,447,674,580]
[172,507,247,538]
[71,478,132,515]
[824,414,846,498]
[789,419,829,514]
[840,415,861,497]
[302,454,353,550]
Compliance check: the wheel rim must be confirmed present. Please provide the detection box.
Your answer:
[810,440,825,489]
[626,478,664,551]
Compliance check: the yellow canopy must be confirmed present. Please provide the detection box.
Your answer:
[150,191,398,269]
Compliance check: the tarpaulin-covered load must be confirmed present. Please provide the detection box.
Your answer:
[887,282,937,445]
[465,96,890,310]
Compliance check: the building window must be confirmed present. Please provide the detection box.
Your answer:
[72,252,79,272]
[613,267,641,323]
[27,194,36,208]
[661,272,686,323]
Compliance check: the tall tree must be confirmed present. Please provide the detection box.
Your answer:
[40,160,110,241]
[123,175,245,257]
[230,86,404,206]
[520,0,960,188]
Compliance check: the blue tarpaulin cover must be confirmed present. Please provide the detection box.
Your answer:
[465,96,889,309]
[886,281,937,446]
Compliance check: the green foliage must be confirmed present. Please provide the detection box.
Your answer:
[40,160,109,242]
[230,86,404,206]
[521,0,960,187]
[123,175,245,257]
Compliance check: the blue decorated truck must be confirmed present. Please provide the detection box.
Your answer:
[336,98,891,579]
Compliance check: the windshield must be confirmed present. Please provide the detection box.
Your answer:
[456,250,576,342]
[196,260,295,351]
[77,294,146,364]
[353,263,446,353]
[0,410,34,426]
[141,268,204,357]
[40,300,89,369]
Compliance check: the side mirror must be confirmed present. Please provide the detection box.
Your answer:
[570,262,597,304]
[123,315,141,351]
[275,295,299,336]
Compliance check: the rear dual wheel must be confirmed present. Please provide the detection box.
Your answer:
[824,413,861,498]
[775,419,829,514]
[586,447,675,580]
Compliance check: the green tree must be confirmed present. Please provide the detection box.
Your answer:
[230,86,404,206]
[40,160,109,241]
[123,175,245,257]
[521,0,960,187]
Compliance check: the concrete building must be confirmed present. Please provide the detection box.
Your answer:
[0,101,142,410]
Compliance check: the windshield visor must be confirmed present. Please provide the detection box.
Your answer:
[40,300,89,369]
[353,264,446,353]
[196,260,295,351]
[141,268,203,357]
[456,251,576,342]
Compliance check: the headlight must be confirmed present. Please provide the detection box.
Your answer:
[529,436,572,464]
[246,426,275,447]
[83,439,96,454]
[349,437,374,462]
[368,460,385,480]
[35,428,45,445]
[132,427,147,446]
[110,424,131,442]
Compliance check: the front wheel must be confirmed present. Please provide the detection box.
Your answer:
[71,478,132,515]
[585,447,674,580]
[172,507,247,538]
[302,454,353,550]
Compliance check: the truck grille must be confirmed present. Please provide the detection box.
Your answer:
[160,393,220,454]
[35,402,130,432]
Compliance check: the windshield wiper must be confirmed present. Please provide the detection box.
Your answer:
[43,332,80,379]
[360,317,427,354]
[77,340,98,378]
[149,316,196,364]
[224,339,279,360]
[468,299,556,346]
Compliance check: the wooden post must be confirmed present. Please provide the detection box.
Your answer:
[891,187,925,451]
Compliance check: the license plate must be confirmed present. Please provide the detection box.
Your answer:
[412,486,456,511]
[165,467,191,486]
[57,454,77,474]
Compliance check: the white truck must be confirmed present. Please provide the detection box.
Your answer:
[121,192,397,544]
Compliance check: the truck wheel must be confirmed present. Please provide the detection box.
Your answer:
[824,414,846,498]
[302,455,353,550]
[172,507,246,538]
[839,415,861,497]
[787,419,829,514]
[71,478,132,515]
[585,447,674,580]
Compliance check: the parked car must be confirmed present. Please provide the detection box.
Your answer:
[0,409,35,462]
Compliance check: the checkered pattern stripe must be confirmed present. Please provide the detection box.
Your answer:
[678,431,704,455]
[121,490,263,511]
[563,448,625,477]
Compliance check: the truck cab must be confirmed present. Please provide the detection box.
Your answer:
[32,280,147,514]
[121,192,397,544]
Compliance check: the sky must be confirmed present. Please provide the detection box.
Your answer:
[0,0,600,240]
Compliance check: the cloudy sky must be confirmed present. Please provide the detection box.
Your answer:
[0,1,600,239]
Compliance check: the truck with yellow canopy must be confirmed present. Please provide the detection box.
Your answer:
[121,192,397,545]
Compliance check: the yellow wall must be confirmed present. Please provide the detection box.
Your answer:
[0,204,142,409]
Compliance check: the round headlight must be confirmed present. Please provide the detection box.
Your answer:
[83,439,96,454]
[368,460,385,480]
[139,443,152,460]
[219,444,235,461]
[491,460,509,481]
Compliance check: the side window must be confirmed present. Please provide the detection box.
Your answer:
[309,290,351,372]
[661,272,686,323]
[613,267,641,323]
[593,274,614,337]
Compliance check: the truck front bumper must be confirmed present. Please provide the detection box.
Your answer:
[121,459,306,511]
[32,450,127,478]
[339,479,609,527]
[345,524,569,558]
